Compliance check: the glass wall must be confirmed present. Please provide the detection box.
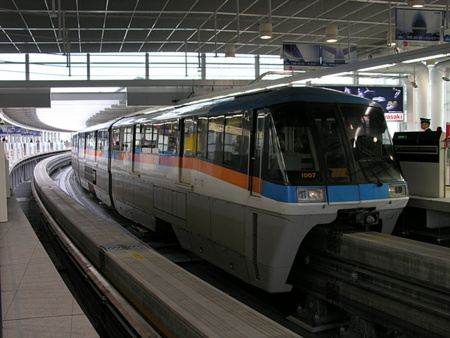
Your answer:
[0,52,286,81]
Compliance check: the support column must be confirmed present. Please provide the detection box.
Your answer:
[0,143,8,222]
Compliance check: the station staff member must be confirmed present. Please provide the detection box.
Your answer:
[420,118,432,132]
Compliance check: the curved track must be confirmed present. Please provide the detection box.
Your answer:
[32,153,301,337]
[33,153,450,338]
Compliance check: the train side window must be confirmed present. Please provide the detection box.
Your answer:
[183,118,196,157]
[152,123,164,154]
[72,134,78,153]
[223,113,243,169]
[141,123,154,153]
[208,115,224,164]
[134,124,141,152]
[157,123,167,154]
[197,117,208,159]
[122,127,132,152]
[158,120,178,155]
[167,120,178,155]
[112,128,120,151]
[87,132,95,152]
[96,131,101,151]
[79,133,86,158]
[97,129,108,152]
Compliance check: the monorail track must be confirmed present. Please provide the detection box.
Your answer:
[33,153,450,338]
[32,153,300,337]
[291,226,450,337]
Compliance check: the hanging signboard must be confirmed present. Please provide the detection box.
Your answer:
[323,86,404,120]
[283,43,357,70]
[396,9,443,48]
[283,43,321,68]
[321,45,358,67]
[0,127,42,136]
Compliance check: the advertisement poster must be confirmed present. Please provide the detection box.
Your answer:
[321,45,358,66]
[396,9,443,47]
[283,43,321,68]
[0,127,41,136]
[324,86,404,121]
[283,43,357,70]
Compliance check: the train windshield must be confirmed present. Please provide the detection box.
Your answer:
[340,104,403,184]
[266,102,403,186]
[268,106,320,185]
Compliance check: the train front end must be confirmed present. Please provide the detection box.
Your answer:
[250,88,409,292]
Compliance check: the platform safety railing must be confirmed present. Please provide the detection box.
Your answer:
[0,141,70,223]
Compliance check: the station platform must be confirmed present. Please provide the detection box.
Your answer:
[0,196,98,337]
[408,193,450,213]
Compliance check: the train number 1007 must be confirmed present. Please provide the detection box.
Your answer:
[301,172,317,179]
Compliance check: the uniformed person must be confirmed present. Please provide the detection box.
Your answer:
[420,118,432,132]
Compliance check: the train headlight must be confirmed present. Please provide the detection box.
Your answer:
[388,183,408,198]
[296,188,325,202]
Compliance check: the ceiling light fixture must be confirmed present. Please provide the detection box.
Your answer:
[358,63,396,72]
[260,0,273,39]
[408,0,425,8]
[325,26,338,43]
[225,44,236,57]
[402,53,450,63]
[259,22,273,39]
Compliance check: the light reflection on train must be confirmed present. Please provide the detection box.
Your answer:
[72,87,408,293]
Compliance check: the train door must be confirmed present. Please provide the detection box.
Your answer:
[249,109,267,196]
[180,117,195,185]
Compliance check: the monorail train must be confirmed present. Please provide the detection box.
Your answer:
[72,86,409,293]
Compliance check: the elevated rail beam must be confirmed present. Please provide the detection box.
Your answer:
[32,153,299,337]
[294,225,450,338]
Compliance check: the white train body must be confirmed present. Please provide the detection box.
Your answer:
[72,87,409,293]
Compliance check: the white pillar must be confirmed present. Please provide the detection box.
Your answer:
[430,60,450,130]
[0,142,8,222]
[415,63,430,129]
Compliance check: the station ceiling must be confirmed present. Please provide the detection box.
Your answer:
[1,0,450,132]
[2,0,449,55]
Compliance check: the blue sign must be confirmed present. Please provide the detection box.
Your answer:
[324,86,404,114]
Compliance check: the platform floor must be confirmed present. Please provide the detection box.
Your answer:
[1,196,98,337]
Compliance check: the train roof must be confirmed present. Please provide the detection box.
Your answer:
[208,86,373,114]
[78,86,376,133]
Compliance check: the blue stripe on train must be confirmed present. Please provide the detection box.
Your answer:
[262,181,398,203]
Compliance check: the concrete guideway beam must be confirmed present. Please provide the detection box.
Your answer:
[295,226,450,337]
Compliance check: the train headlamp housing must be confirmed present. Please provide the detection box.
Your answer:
[388,183,408,198]
[296,187,325,202]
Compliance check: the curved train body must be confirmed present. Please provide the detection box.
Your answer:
[72,87,409,293]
